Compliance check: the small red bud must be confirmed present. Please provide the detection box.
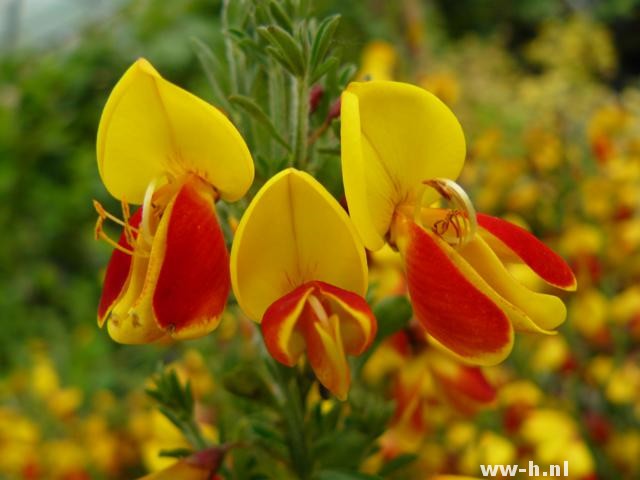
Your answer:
[328,98,341,120]
[309,84,324,114]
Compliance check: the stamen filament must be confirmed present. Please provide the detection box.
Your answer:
[93,200,140,234]
[96,230,135,256]
[415,178,478,248]
[93,199,149,257]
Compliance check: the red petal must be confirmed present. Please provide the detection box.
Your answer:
[262,283,314,365]
[430,359,496,414]
[152,176,230,338]
[314,281,377,355]
[477,213,577,291]
[97,208,142,326]
[262,281,376,399]
[302,311,351,400]
[403,221,513,364]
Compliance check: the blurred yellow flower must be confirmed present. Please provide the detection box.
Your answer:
[357,41,397,81]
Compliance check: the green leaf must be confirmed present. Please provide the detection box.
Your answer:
[228,27,249,40]
[310,15,341,71]
[159,447,194,458]
[144,388,163,404]
[184,380,194,415]
[221,361,274,402]
[252,422,285,444]
[352,295,413,373]
[229,94,291,151]
[313,430,370,469]
[269,0,294,31]
[315,470,383,480]
[316,146,340,156]
[158,406,186,433]
[338,64,357,88]
[373,295,413,340]
[191,37,233,113]
[311,56,339,83]
[258,25,306,76]
[265,44,300,75]
[377,453,418,476]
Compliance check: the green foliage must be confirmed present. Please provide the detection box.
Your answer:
[146,368,206,452]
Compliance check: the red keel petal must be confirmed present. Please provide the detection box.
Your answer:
[153,177,230,337]
[261,281,376,399]
[403,221,512,363]
[314,281,377,355]
[477,213,577,290]
[262,283,314,365]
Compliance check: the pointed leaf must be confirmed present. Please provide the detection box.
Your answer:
[190,37,232,113]
[229,94,291,151]
[312,56,339,83]
[269,0,294,31]
[310,14,340,70]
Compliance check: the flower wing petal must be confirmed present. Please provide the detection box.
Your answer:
[230,168,367,322]
[98,58,253,203]
[316,281,377,356]
[262,284,314,366]
[304,314,351,400]
[477,213,577,291]
[151,175,230,340]
[341,81,466,250]
[400,220,514,365]
[459,236,567,332]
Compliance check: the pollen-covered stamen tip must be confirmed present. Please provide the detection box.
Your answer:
[416,178,478,248]
[92,199,138,255]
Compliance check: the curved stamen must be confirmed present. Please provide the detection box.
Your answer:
[93,200,138,256]
[414,178,477,248]
[141,178,158,246]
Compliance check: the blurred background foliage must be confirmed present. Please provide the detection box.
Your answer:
[2,0,640,478]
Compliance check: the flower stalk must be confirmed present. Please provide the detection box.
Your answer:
[292,74,310,169]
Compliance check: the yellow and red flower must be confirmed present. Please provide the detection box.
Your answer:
[230,168,376,399]
[341,81,576,365]
[95,58,253,344]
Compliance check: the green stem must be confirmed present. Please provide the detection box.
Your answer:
[271,360,311,479]
[268,60,286,160]
[292,74,310,170]
[222,0,238,93]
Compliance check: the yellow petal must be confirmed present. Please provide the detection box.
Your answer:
[438,236,554,337]
[107,233,165,344]
[341,81,466,250]
[459,236,567,332]
[230,168,367,321]
[107,182,178,344]
[306,314,350,400]
[97,58,253,203]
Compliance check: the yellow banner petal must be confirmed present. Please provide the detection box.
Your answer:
[97,58,253,203]
[230,168,367,322]
[341,81,466,250]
